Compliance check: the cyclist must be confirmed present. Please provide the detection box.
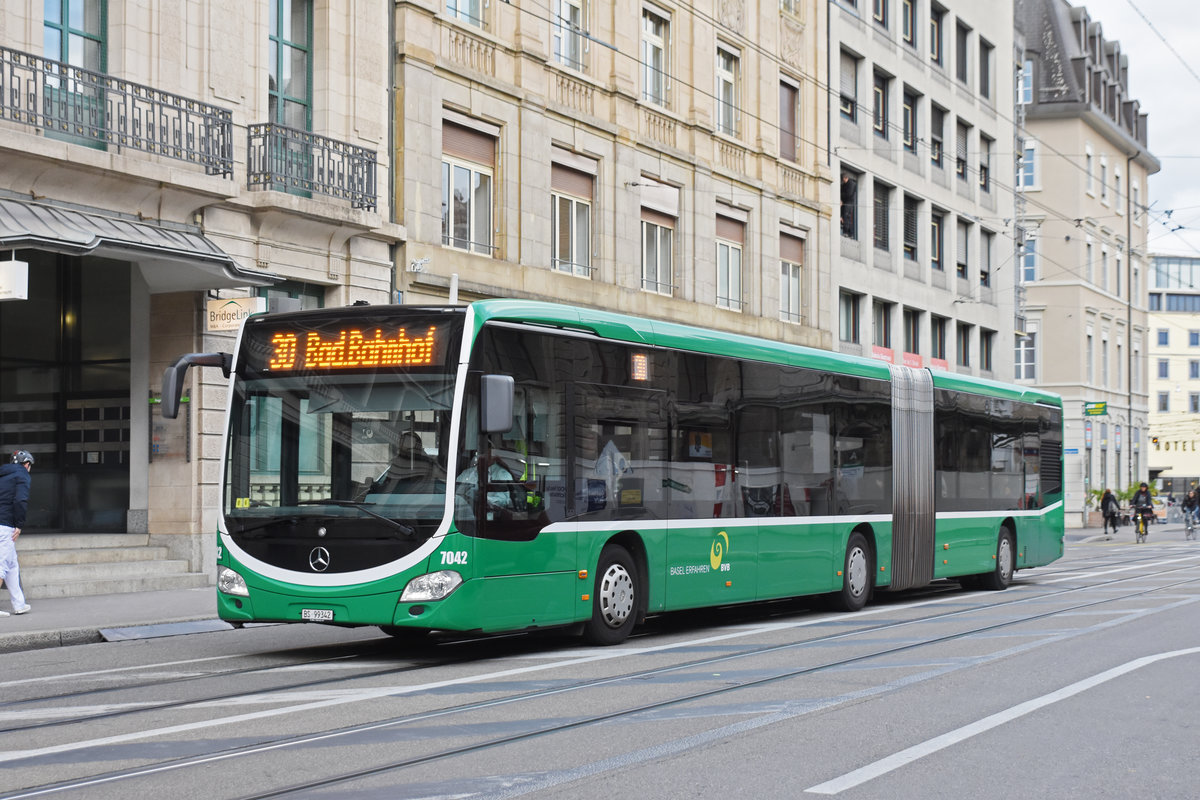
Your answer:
[1183,490,1199,540]
[1131,482,1155,541]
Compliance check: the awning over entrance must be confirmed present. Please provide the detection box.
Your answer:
[0,197,278,292]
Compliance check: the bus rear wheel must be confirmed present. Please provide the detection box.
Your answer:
[977,527,1015,591]
[832,532,872,612]
[583,544,638,645]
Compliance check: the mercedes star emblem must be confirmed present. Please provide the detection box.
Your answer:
[309,546,331,572]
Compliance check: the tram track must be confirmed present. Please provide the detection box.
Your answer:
[2,552,1197,738]
[5,558,1199,800]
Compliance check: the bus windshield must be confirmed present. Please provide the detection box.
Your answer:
[222,310,464,541]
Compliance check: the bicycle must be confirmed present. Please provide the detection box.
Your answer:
[1135,509,1150,543]
[1186,511,1196,541]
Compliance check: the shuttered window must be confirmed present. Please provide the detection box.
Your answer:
[903,196,919,260]
[840,51,857,120]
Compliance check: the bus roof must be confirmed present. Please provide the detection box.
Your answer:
[467,299,1062,408]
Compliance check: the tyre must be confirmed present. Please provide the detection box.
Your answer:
[582,544,639,645]
[831,531,872,612]
[977,526,1015,591]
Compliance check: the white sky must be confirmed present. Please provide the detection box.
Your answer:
[1073,0,1200,257]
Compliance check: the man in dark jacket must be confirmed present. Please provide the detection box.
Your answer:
[0,450,34,615]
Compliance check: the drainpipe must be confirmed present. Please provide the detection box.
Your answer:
[1126,149,1138,487]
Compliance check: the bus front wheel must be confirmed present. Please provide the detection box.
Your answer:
[977,527,1015,591]
[832,532,872,612]
[583,544,638,645]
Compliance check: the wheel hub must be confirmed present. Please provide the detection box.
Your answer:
[599,564,634,627]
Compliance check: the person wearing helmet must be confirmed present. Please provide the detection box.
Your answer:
[0,450,34,615]
[1131,482,1155,537]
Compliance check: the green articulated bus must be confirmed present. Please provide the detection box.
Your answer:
[161,299,1064,645]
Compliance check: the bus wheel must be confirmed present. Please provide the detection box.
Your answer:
[832,532,872,612]
[583,544,638,645]
[977,527,1015,591]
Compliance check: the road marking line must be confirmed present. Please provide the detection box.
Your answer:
[805,646,1200,795]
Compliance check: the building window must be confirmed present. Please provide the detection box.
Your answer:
[930,105,945,168]
[716,45,739,136]
[1019,138,1038,189]
[930,4,945,66]
[931,211,944,271]
[1192,394,1200,414]
[1190,330,1199,347]
[979,135,992,191]
[1100,155,1108,203]
[44,0,106,70]
[641,212,674,294]
[641,7,670,107]
[1190,360,1199,380]
[1115,170,1123,213]
[715,216,745,310]
[955,120,969,180]
[441,122,495,255]
[980,230,993,286]
[268,0,313,131]
[1158,392,1170,412]
[840,169,859,239]
[978,39,992,99]
[553,0,587,71]
[903,89,918,153]
[932,315,948,360]
[1085,146,1094,194]
[903,195,919,261]
[1015,333,1036,379]
[780,234,804,324]
[1158,359,1169,379]
[1085,241,1093,284]
[873,0,887,28]
[1021,233,1037,281]
[550,163,593,276]
[1020,58,1033,104]
[1158,328,1169,346]
[448,0,483,27]
[779,80,799,160]
[901,0,915,46]
[839,50,858,122]
[873,300,893,349]
[980,329,994,371]
[1102,338,1109,387]
[873,72,889,138]
[873,182,891,251]
[955,21,970,83]
[956,322,971,367]
[903,307,921,355]
[956,219,969,279]
[1087,333,1094,383]
[840,291,861,343]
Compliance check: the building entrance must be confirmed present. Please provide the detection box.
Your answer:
[0,252,131,531]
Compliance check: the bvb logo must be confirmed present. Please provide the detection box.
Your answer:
[710,531,729,570]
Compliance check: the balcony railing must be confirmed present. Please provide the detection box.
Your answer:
[247,123,377,211]
[0,46,233,176]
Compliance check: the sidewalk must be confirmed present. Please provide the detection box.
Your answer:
[0,584,222,654]
[0,523,1177,654]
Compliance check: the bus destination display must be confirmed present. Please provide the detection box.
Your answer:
[264,326,440,371]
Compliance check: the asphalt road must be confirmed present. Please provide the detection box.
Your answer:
[2,534,1198,800]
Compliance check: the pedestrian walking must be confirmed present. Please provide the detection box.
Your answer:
[1100,488,1120,536]
[0,449,34,615]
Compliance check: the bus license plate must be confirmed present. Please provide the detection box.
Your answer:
[301,608,334,622]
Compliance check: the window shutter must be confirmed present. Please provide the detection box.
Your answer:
[716,215,744,244]
[780,233,804,264]
[551,163,593,199]
[443,122,495,166]
[840,51,856,97]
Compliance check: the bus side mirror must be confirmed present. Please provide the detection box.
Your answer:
[161,352,232,419]
[480,374,514,434]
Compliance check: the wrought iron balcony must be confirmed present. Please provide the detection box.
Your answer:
[247,123,377,211]
[0,45,233,176]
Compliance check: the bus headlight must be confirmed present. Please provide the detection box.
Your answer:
[217,566,250,597]
[401,570,463,602]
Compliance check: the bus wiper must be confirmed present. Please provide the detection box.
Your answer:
[229,516,301,536]
[296,499,417,538]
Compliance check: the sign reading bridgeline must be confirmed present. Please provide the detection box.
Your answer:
[206,297,266,332]
[1084,401,1107,416]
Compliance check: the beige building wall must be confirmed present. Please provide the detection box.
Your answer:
[1018,0,1159,525]
[393,0,833,348]
[0,1,401,574]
